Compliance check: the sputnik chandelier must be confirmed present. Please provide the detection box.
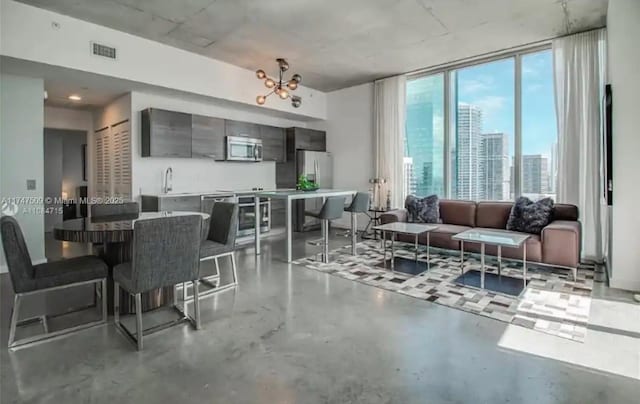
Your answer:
[255,58,302,108]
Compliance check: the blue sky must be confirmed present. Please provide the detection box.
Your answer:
[457,50,557,157]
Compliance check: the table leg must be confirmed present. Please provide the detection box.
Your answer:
[254,195,261,255]
[460,241,464,274]
[286,198,292,263]
[382,231,387,268]
[351,212,357,256]
[426,232,430,263]
[480,243,485,289]
[391,233,395,271]
[523,242,527,289]
[414,234,418,262]
[497,245,502,276]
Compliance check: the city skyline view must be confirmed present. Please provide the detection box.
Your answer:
[405,49,557,202]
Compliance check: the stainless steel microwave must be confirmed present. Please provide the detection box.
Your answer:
[226,136,263,162]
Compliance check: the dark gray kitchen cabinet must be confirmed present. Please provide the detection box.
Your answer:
[260,125,285,162]
[141,108,192,157]
[290,127,326,151]
[192,114,225,159]
[225,119,260,138]
[141,195,202,212]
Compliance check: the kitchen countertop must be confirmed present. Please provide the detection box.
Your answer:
[142,191,235,197]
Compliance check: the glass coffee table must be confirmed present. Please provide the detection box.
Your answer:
[452,229,530,292]
[372,222,438,275]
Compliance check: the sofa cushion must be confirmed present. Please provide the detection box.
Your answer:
[439,200,476,227]
[506,197,554,235]
[405,195,439,223]
[476,202,512,229]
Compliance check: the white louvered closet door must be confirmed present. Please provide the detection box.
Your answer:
[111,120,132,199]
[94,127,110,199]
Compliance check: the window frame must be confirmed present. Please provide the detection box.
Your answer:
[405,43,553,200]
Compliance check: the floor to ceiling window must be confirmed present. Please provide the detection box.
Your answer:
[404,47,557,202]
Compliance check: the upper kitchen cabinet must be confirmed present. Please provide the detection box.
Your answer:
[260,125,285,162]
[286,127,326,155]
[141,108,192,157]
[225,119,260,138]
[192,114,225,159]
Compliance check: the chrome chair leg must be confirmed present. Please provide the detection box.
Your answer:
[192,280,201,330]
[230,253,238,286]
[8,294,21,348]
[351,212,357,256]
[135,293,143,351]
[101,279,107,323]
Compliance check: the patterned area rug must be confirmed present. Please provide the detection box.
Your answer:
[293,240,593,342]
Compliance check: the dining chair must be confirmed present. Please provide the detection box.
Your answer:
[341,192,370,255]
[183,201,239,301]
[305,196,346,263]
[113,214,202,351]
[0,216,108,350]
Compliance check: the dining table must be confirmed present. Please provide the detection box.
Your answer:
[53,211,210,314]
[253,189,356,262]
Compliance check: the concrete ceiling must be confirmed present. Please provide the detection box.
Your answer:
[16,0,607,91]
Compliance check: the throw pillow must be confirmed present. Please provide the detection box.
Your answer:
[405,194,440,223]
[506,196,554,235]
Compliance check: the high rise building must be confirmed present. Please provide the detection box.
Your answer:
[402,157,417,198]
[405,77,444,197]
[455,103,482,200]
[522,154,549,196]
[480,132,510,200]
[549,142,558,194]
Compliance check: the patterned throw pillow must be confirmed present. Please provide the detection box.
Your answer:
[405,195,440,223]
[506,196,554,235]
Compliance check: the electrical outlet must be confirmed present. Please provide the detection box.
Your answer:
[26,179,36,190]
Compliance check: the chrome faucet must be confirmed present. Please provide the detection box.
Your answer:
[164,167,173,193]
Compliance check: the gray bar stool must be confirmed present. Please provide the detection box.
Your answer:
[305,196,346,263]
[0,216,108,350]
[343,192,370,255]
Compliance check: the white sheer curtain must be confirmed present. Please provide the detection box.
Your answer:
[553,28,607,262]
[374,75,406,209]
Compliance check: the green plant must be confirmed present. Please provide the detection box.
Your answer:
[297,175,318,190]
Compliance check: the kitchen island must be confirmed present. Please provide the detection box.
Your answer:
[254,189,356,262]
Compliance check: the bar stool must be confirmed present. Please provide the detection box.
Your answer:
[343,192,370,255]
[305,196,346,263]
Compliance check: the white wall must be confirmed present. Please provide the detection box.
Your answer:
[607,0,640,291]
[309,83,375,229]
[0,74,46,270]
[45,106,93,133]
[130,91,312,199]
[0,0,326,121]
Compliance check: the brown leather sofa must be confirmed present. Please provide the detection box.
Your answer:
[380,200,581,275]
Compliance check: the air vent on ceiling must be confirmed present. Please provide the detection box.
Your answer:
[91,42,117,60]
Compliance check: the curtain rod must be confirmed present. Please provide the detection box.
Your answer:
[374,26,606,83]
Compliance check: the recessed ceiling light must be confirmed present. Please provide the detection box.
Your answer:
[68,94,82,101]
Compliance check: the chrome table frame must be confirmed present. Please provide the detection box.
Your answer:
[373,223,438,271]
[253,189,356,263]
[8,278,107,350]
[453,230,530,290]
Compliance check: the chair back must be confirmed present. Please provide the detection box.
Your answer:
[130,215,202,293]
[205,202,238,247]
[91,202,139,218]
[347,192,370,213]
[0,216,34,293]
[319,197,347,220]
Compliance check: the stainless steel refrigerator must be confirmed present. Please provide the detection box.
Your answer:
[295,150,333,232]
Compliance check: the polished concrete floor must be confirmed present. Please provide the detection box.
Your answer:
[1,232,639,403]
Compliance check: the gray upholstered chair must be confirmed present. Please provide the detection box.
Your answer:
[343,192,370,255]
[0,216,108,350]
[113,215,202,351]
[305,196,347,263]
[183,201,239,300]
[90,202,139,218]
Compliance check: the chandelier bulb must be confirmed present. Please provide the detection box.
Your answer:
[256,95,266,105]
